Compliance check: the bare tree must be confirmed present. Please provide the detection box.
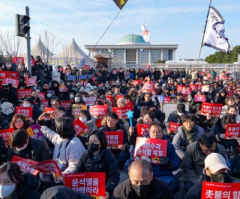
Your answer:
[0,30,25,61]
[61,42,72,64]
[39,30,60,64]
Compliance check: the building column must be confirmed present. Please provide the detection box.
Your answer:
[173,49,176,60]
[124,49,126,68]
[149,49,151,65]
[161,49,163,61]
[136,49,138,65]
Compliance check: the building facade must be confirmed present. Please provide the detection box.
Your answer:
[85,34,178,68]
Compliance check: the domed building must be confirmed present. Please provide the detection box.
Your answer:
[85,34,178,68]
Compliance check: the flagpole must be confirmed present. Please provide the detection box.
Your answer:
[197,0,213,67]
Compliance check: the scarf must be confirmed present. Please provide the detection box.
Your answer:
[183,126,196,144]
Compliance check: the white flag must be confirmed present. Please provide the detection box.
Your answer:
[141,24,150,43]
[202,6,230,53]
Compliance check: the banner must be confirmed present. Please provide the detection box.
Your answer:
[134,137,168,164]
[83,65,90,70]
[113,0,128,10]
[194,95,206,102]
[67,75,76,81]
[60,101,72,110]
[104,131,123,149]
[31,160,63,180]
[59,85,67,92]
[15,107,33,120]
[177,86,191,95]
[8,71,19,79]
[25,77,37,87]
[132,80,141,86]
[126,102,133,111]
[164,97,171,103]
[72,104,88,117]
[169,122,182,133]
[224,123,240,139]
[73,118,89,136]
[2,77,19,88]
[65,172,106,198]
[90,105,108,127]
[202,6,231,53]
[201,181,240,199]
[201,85,210,93]
[12,57,24,65]
[112,107,129,119]
[137,123,150,137]
[0,128,15,144]
[83,97,97,106]
[26,124,44,139]
[12,156,39,176]
[37,92,45,100]
[142,81,155,92]
[17,89,32,99]
[200,102,222,117]
[152,95,165,103]
[44,107,55,114]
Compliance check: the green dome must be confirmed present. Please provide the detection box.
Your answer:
[117,34,147,45]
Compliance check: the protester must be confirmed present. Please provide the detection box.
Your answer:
[113,159,174,199]
[10,114,30,130]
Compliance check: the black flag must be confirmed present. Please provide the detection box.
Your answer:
[113,0,128,10]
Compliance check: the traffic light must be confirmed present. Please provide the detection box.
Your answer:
[15,14,30,37]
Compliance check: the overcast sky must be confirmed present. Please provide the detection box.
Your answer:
[0,0,239,60]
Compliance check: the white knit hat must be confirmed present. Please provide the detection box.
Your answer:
[1,102,15,115]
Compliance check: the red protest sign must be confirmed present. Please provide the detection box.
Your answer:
[15,107,33,120]
[113,107,129,119]
[0,71,9,79]
[90,105,108,128]
[201,181,240,199]
[137,124,150,137]
[41,100,49,108]
[25,77,37,87]
[134,137,168,164]
[12,57,24,65]
[44,107,55,114]
[59,85,67,92]
[194,95,206,102]
[169,122,182,133]
[17,89,32,99]
[201,85,210,92]
[8,71,19,79]
[12,156,39,176]
[224,123,240,139]
[200,102,222,118]
[164,97,171,103]
[26,124,44,139]
[126,102,133,111]
[0,128,15,144]
[189,84,198,91]
[65,172,106,198]
[177,86,191,95]
[132,80,141,86]
[142,81,155,92]
[104,131,123,150]
[31,160,63,180]
[106,96,114,105]
[73,118,89,136]
[116,95,124,103]
[2,77,19,88]
[83,65,90,70]
[200,71,205,76]
[60,101,72,110]
[83,97,96,106]
[37,92,45,100]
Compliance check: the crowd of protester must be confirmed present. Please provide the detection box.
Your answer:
[0,55,239,199]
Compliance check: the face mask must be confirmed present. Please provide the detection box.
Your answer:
[88,143,99,153]
[47,94,52,98]
[131,184,151,198]
[0,183,16,198]
[23,103,31,107]
[79,117,87,123]
[75,97,80,102]
[210,173,229,183]
[16,143,28,151]
[69,94,74,99]
[6,64,11,68]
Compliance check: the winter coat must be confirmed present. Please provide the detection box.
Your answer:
[210,120,239,154]
[167,110,182,123]
[152,139,181,184]
[113,177,174,199]
[136,95,160,108]
[52,65,61,82]
[182,141,226,184]
[41,126,85,175]
[185,174,233,199]
[172,125,204,160]
[0,136,7,165]
[0,118,10,130]
[7,137,50,162]
[40,185,92,199]
[32,104,43,122]
[11,172,41,199]
[85,115,98,133]
[74,149,120,195]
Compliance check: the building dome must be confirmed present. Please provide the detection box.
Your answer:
[117,34,147,45]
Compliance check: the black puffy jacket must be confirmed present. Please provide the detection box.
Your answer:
[10,172,41,199]
[74,149,120,196]
[7,137,50,162]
